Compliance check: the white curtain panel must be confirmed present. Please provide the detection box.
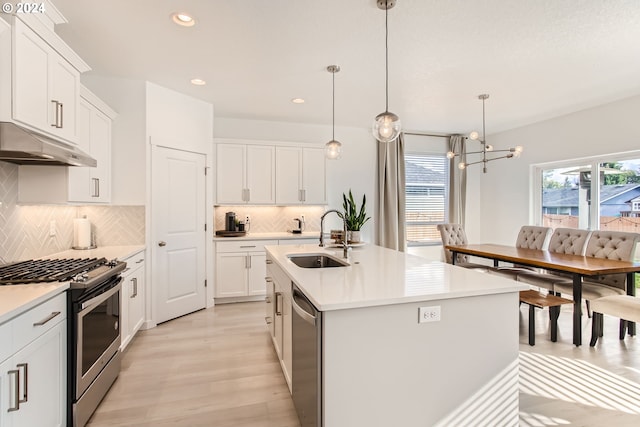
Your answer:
[448,135,467,226]
[376,133,406,251]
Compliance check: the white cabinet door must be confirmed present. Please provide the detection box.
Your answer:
[49,54,79,142]
[12,19,79,144]
[275,146,326,205]
[248,253,267,296]
[6,323,65,427]
[12,19,50,133]
[88,108,111,202]
[246,145,275,204]
[216,144,246,204]
[126,266,145,341]
[302,147,327,204]
[273,288,283,358]
[68,97,111,203]
[215,253,248,298]
[275,147,302,204]
[120,254,146,350]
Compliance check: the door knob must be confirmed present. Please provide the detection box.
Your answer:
[158,241,167,247]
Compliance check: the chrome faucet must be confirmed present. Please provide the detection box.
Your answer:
[319,209,349,258]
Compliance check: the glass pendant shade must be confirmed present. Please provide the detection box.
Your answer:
[373,111,401,143]
[325,140,342,160]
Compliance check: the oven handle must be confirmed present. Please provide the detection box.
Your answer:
[80,278,123,312]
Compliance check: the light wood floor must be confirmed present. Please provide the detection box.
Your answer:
[86,301,640,427]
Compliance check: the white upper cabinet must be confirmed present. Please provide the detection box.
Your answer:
[67,88,115,203]
[275,146,326,205]
[12,18,83,144]
[216,143,275,204]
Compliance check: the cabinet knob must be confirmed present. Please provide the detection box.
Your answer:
[158,241,167,247]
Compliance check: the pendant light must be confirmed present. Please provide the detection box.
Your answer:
[372,0,401,143]
[325,65,342,160]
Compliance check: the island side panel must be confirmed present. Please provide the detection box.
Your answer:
[322,291,520,427]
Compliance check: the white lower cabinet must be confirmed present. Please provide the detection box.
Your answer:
[215,240,277,300]
[0,293,66,427]
[120,251,146,350]
[266,255,293,391]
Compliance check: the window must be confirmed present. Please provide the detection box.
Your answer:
[405,153,449,246]
[535,154,640,231]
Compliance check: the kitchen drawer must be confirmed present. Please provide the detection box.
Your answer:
[216,240,278,253]
[13,292,67,352]
[124,251,145,268]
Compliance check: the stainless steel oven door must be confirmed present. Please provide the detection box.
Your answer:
[76,278,122,398]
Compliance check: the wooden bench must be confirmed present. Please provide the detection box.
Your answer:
[519,290,573,345]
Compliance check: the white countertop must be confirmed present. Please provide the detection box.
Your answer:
[266,244,528,311]
[214,231,320,241]
[0,282,70,325]
[0,245,146,325]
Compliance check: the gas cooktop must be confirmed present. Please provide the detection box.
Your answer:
[0,257,107,285]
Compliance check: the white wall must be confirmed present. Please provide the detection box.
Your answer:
[146,82,214,154]
[214,117,377,243]
[477,94,640,244]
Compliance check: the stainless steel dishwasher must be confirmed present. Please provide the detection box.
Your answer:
[291,284,322,427]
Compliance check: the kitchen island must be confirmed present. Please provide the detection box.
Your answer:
[265,243,527,427]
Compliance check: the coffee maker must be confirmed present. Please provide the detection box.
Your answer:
[225,212,237,231]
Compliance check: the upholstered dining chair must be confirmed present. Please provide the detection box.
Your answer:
[437,224,489,270]
[489,225,553,280]
[589,294,640,346]
[517,228,592,292]
[553,230,640,317]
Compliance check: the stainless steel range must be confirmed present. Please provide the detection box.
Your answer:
[0,257,126,427]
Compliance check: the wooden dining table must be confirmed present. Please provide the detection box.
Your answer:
[445,243,640,346]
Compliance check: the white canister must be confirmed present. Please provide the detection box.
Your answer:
[73,217,95,249]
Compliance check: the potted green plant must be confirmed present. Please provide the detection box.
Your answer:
[342,190,370,243]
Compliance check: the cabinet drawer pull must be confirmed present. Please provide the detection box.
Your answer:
[8,369,20,412]
[275,292,282,316]
[266,259,273,264]
[131,277,138,298]
[17,363,28,403]
[122,267,131,273]
[32,311,61,327]
[240,245,256,248]
[265,277,273,282]
[135,259,144,264]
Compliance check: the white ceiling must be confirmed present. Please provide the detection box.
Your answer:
[51,0,640,135]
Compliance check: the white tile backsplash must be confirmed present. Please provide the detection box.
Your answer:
[0,161,144,262]
[214,205,326,233]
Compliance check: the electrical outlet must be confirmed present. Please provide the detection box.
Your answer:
[49,220,56,237]
[418,306,441,323]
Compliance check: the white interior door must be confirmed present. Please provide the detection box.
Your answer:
[152,146,206,324]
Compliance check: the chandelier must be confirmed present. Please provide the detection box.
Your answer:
[447,94,523,173]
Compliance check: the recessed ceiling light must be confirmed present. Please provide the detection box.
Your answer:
[171,12,195,27]
[191,78,206,86]
[291,98,305,104]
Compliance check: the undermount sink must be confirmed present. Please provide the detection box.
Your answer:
[287,253,349,268]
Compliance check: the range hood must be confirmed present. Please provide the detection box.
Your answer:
[0,122,96,167]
